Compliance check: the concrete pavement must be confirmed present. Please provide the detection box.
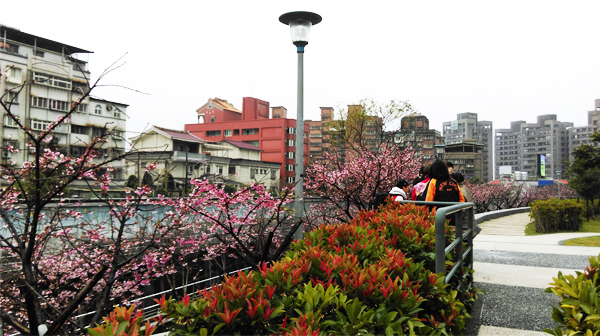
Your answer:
[464,212,600,335]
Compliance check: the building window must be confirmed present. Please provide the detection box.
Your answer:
[250,168,258,179]
[270,170,276,180]
[114,112,120,118]
[71,125,88,135]
[206,130,222,137]
[210,116,215,122]
[234,129,240,136]
[34,50,44,57]
[7,67,22,79]
[206,165,211,174]
[76,103,88,113]
[242,128,259,135]
[31,96,48,108]
[4,116,18,128]
[49,98,70,111]
[95,105,102,114]
[218,166,224,175]
[260,169,267,174]
[33,72,71,90]
[286,139,295,147]
[286,127,296,134]
[92,127,106,138]
[286,165,295,171]
[224,130,232,137]
[228,166,236,175]
[31,120,69,133]
[286,152,295,159]
[243,140,259,147]
[286,176,295,184]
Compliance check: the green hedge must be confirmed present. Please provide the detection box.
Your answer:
[530,199,583,233]
[545,254,600,335]
[149,202,476,335]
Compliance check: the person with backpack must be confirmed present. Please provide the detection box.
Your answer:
[425,160,465,203]
[425,160,465,226]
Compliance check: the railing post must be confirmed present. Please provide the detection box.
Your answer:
[435,211,446,276]
[455,212,463,286]
[466,206,474,289]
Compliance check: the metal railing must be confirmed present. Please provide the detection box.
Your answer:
[402,201,475,291]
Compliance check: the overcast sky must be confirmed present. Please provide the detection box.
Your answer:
[4,1,600,137]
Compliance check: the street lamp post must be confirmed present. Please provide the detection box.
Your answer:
[434,144,446,160]
[280,11,321,240]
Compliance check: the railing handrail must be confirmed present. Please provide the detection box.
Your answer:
[401,200,475,289]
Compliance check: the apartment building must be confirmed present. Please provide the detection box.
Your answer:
[495,115,572,180]
[442,113,493,182]
[389,113,443,163]
[0,25,127,180]
[307,107,332,162]
[185,97,308,186]
[567,100,600,161]
[443,140,484,181]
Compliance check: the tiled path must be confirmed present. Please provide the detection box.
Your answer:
[464,213,600,335]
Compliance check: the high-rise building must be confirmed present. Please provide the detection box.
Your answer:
[390,113,443,163]
[442,113,493,181]
[0,25,127,181]
[495,115,572,180]
[567,99,600,162]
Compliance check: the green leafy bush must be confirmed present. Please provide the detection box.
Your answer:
[530,199,583,233]
[153,202,475,335]
[545,254,600,335]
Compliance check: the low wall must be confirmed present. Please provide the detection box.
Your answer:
[474,207,530,225]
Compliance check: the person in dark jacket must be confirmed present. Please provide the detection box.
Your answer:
[426,160,464,226]
[426,160,465,203]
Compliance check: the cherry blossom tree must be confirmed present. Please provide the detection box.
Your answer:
[0,60,194,335]
[0,59,301,335]
[468,181,578,213]
[304,145,419,225]
[177,179,300,271]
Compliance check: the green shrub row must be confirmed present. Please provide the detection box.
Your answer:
[530,199,583,233]
[150,202,476,335]
[545,254,600,335]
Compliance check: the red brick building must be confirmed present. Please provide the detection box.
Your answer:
[185,97,309,186]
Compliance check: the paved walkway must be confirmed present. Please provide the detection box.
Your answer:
[464,213,600,335]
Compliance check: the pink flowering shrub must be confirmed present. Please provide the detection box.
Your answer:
[304,145,419,226]
[468,181,578,213]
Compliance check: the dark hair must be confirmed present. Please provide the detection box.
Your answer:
[451,171,464,184]
[423,164,431,176]
[396,178,410,188]
[430,159,450,180]
[446,161,454,168]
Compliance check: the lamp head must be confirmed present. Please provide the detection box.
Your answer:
[279,11,322,52]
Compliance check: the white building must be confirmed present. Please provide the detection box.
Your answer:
[128,126,280,192]
[0,25,127,180]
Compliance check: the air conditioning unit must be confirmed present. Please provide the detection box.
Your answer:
[106,106,113,111]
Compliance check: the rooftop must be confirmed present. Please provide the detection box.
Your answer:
[0,25,92,55]
[222,140,262,151]
[153,126,206,143]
